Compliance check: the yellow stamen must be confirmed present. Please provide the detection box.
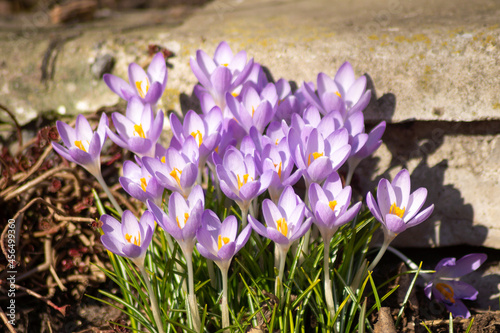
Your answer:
[191,130,203,147]
[170,168,182,188]
[215,146,219,154]
[237,174,251,190]
[74,140,86,152]
[135,77,150,99]
[176,212,190,229]
[276,218,288,237]
[274,162,282,179]
[161,156,166,163]
[435,283,455,304]
[335,91,342,98]
[251,106,255,117]
[329,200,337,211]
[231,92,239,97]
[134,124,146,139]
[275,139,280,145]
[140,177,147,192]
[222,63,229,67]
[307,152,324,166]
[218,235,230,250]
[389,202,405,218]
[125,232,141,246]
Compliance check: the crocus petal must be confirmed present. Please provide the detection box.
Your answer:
[213,41,233,65]
[144,82,163,105]
[346,75,367,106]
[190,57,213,90]
[334,62,355,91]
[211,66,232,99]
[444,300,470,319]
[392,169,411,208]
[437,253,488,279]
[366,191,384,224]
[289,217,313,242]
[221,215,238,242]
[235,224,252,253]
[122,242,143,258]
[444,280,479,300]
[100,234,126,257]
[56,120,76,147]
[383,214,407,234]
[377,178,396,218]
[267,228,290,245]
[103,74,136,100]
[404,187,428,222]
[248,215,269,238]
[196,243,219,261]
[405,204,434,228]
[147,52,168,88]
[217,242,236,261]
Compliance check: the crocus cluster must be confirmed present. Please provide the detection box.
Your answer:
[50,41,457,332]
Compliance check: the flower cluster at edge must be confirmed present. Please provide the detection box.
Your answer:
[51,41,485,321]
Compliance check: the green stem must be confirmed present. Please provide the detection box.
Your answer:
[138,264,164,333]
[207,258,217,288]
[323,237,335,321]
[240,206,249,228]
[184,249,201,331]
[95,173,123,216]
[276,247,287,306]
[367,232,395,272]
[221,265,230,333]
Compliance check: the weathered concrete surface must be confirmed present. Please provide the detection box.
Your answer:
[1,0,500,248]
[357,121,500,249]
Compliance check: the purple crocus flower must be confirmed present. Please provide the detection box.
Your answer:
[196,210,252,271]
[52,113,108,177]
[106,97,164,158]
[366,169,434,239]
[288,125,351,187]
[308,172,362,240]
[261,137,303,203]
[103,52,168,105]
[147,185,204,253]
[346,119,386,184]
[119,160,164,207]
[190,41,254,110]
[303,62,371,119]
[273,78,302,124]
[143,136,199,198]
[248,186,312,253]
[425,253,487,318]
[169,107,222,168]
[100,210,155,266]
[215,146,273,213]
[226,83,276,134]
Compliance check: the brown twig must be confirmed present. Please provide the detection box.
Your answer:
[12,196,67,220]
[0,280,69,316]
[0,306,16,333]
[14,144,54,183]
[0,103,22,151]
[2,165,70,201]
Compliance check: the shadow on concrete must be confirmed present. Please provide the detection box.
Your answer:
[353,72,489,248]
